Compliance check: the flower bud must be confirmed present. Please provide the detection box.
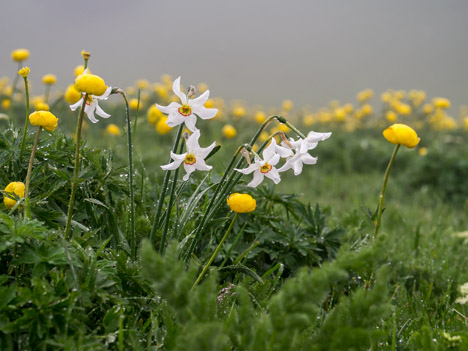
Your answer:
[227,193,256,213]
[3,181,25,209]
[383,123,420,148]
[11,49,30,62]
[29,111,58,132]
[187,85,196,99]
[18,67,30,78]
[81,50,91,60]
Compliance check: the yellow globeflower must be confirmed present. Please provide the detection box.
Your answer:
[64,84,82,104]
[232,106,246,118]
[136,79,150,90]
[3,182,25,209]
[259,131,269,143]
[18,67,30,78]
[385,110,398,122]
[42,74,57,85]
[418,147,428,157]
[395,103,412,115]
[422,103,434,115]
[105,123,121,136]
[35,102,49,111]
[432,97,451,109]
[361,104,373,116]
[227,193,256,213]
[29,111,58,131]
[255,111,266,124]
[129,98,140,110]
[11,49,30,62]
[383,123,420,148]
[147,105,163,124]
[357,88,374,102]
[156,117,172,135]
[381,91,392,103]
[343,103,354,114]
[197,82,208,93]
[2,100,11,110]
[334,107,346,121]
[74,65,87,77]
[222,124,237,139]
[204,98,214,109]
[75,73,107,96]
[282,99,293,111]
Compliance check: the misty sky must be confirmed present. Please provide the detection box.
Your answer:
[2,0,468,113]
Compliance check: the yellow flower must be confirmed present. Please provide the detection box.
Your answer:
[386,110,398,122]
[74,65,87,77]
[153,83,169,100]
[380,91,392,103]
[361,104,373,116]
[259,131,269,143]
[42,74,57,85]
[64,84,82,104]
[334,107,346,121]
[18,67,30,78]
[136,79,150,90]
[81,50,90,60]
[3,182,25,209]
[232,106,246,118]
[129,98,140,110]
[227,193,256,213]
[255,111,266,124]
[156,117,172,134]
[282,99,293,111]
[197,82,208,93]
[222,124,237,139]
[204,98,214,109]
[35,102,49,111]
[357,88,374,102]
[147,105,163,124]
[432,97,451,109]
[418,147,428,156]
[383,123,420,148]
[29,111,58,131]
[464,117,468,131]
[105,123,121,136]
[11,49,30,62]
[75,73,107,96]
[422,103,434,115]
[2,100,11,110]
[343,103,354,114]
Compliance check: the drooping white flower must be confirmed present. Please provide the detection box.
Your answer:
[70,87,112,123]
[278,131,331,175]
[156,77,218,132]
[161,130,216,181]
[235,138,283,188]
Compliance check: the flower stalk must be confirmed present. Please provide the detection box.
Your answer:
[192,212,239,289]
[24,126,42,218]
[65,94,88,239]
[374,144,401,238]
[19,74,30,160]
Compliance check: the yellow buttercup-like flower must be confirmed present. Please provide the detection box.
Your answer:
[64,84,82,104]
[222,124,237,139]
[2,100,11,110]
[29,111,58,132]
[35,102,49,111]
[105,123,121,136]
[147,105,163,124]
[156,117,173,135]
[74,65,87,77]
[255,111,266,124]
[42,74,57,85]
[383,123,420,148]
[75,73,107,96]
[18,67,30,78]
[227,193,256,213]
[129,98,140,110]
[3,182,25,209]
[282,99,293,111]
[11,49,30,62]
[432,97,451,109]
[385,110,398,122]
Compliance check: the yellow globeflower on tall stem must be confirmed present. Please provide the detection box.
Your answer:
[42,74,57,104]
[3,182,25,210]
[24,111,59,218]
[18,67,31,161]
[10,49,30,127]
[192,193,256,289]
[374,124,420,238]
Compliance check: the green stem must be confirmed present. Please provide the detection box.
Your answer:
[24,127,41,218]
[44,85,51,105]
[133,90,140,135]
[65,94,88,239]
[192,212,239,289]
[9,62,22,128]
[284,121,306,138]
[159,140,184,254]
[149,124,184,244]
[233,240,258,265]
[374,144,401,238]
[19,76,30,161]
[118,91,136,259]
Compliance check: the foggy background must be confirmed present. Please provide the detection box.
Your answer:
[2,0,468,112]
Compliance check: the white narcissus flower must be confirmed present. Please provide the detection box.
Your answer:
[161,130,216,181]
[70,87,112,123]
[235,138,283,188]
[278,131,331,175]
[156,77,218,132]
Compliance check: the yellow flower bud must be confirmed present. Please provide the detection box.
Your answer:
[147,105,163,124]
[204,98,214,109]
[422,103,434,115]
[357,88,374,102]
[334,108,346,121]
[259,131,269,143]
[432,97,451,109]
[74,65,87,77]
[232,106,246,118]
[2,100,11,110]
[222,124,237,139]
[383,123,420,148]
[197,82,208,93]
[227,193,256,213]
[18,67,30,78]
[29,111,58,132]
[81,50,91,60]
[129,98,140,110]
[11,49,30,62]
[64,84,82,104]
[282,99,293,111]
[75,73,107,96]
[136,79,149,90]
[418,147,428,157]
[3,181,25,209]
[395,103,412,116]
[361,104,373,116]
[255,111,266,124]
[156,117,172,135]
[385,110,398,122]
[105,123,121,136]
[42,74,57,85]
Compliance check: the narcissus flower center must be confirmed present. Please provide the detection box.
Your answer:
[185,154,196,165]
[178,105,192,116]
[86,95,93,105]
[260,163,272,174]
